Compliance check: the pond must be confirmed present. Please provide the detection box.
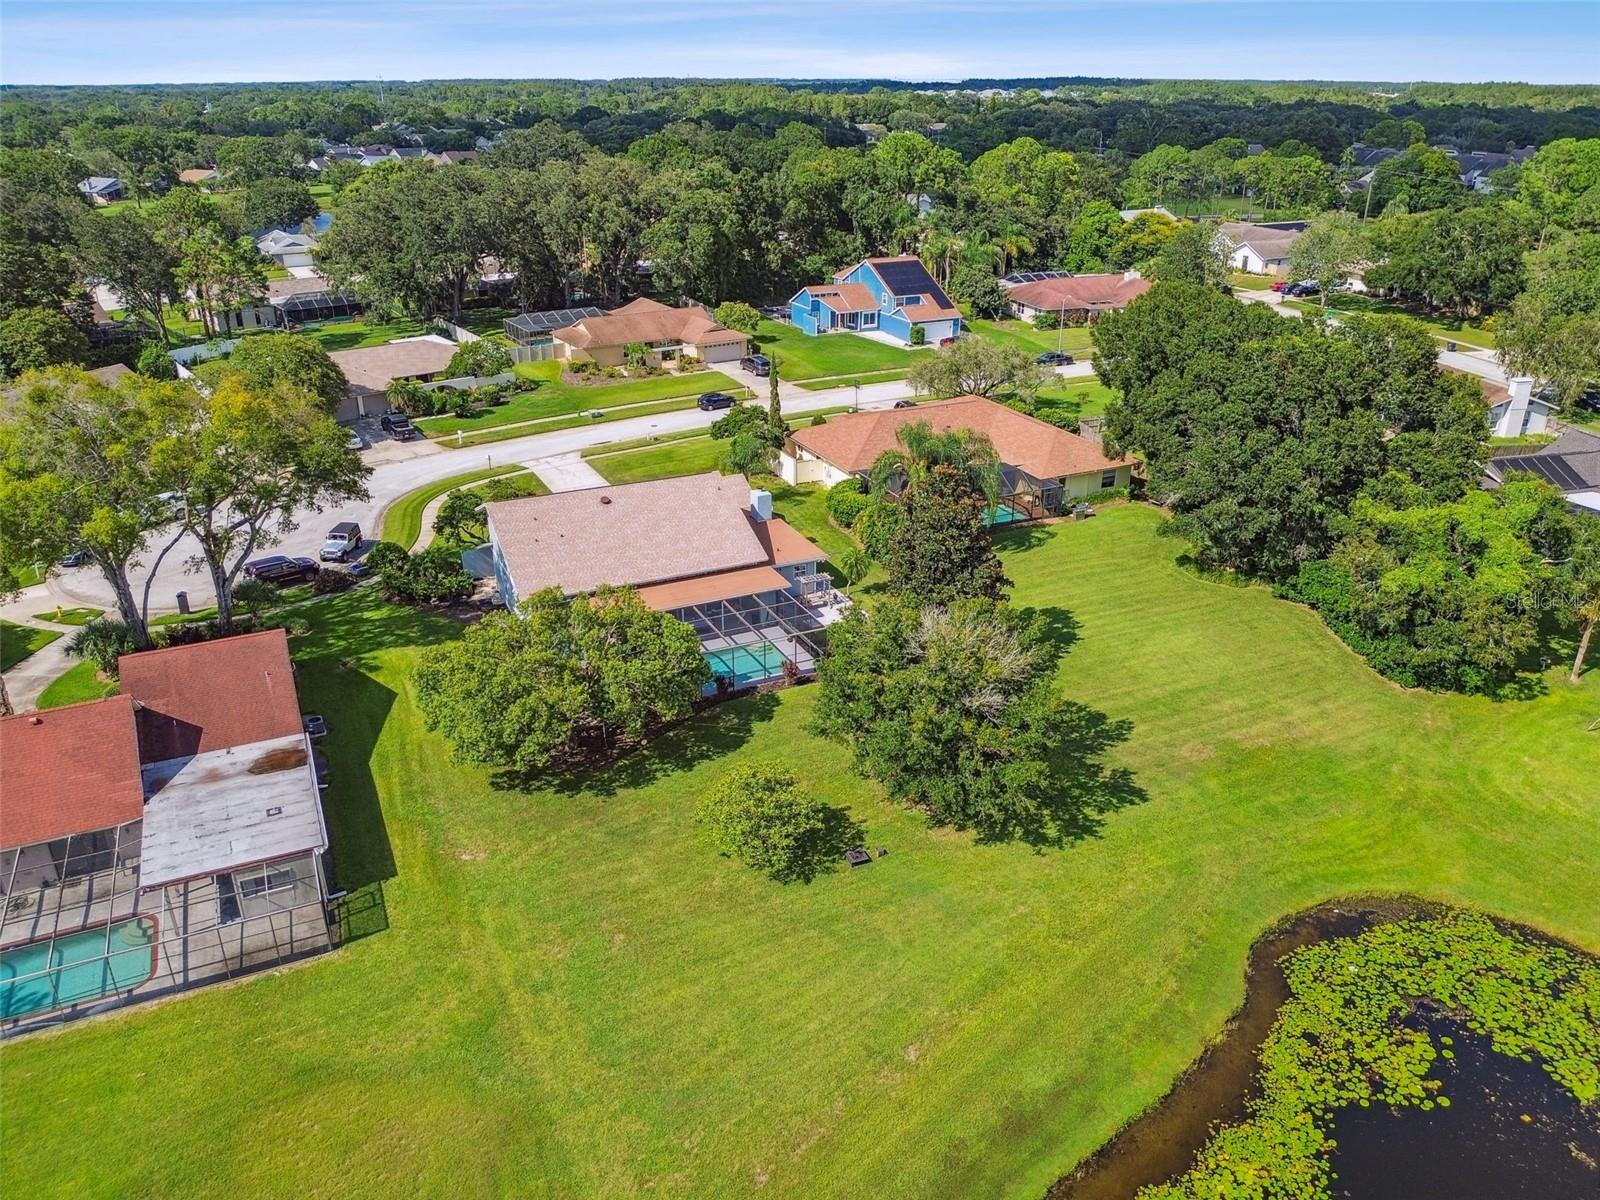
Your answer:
[1048,900,1600,1200]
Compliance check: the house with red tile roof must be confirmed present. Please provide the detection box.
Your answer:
[550,297,749,368]
[789,256,962,346]
[779,395,1137,518]
[0,630,334,1034]
[1000,271,1151,323]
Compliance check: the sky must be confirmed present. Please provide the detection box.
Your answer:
[1,0,1596,87]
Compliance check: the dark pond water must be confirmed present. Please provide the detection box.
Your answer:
[1048,899,1600,1200]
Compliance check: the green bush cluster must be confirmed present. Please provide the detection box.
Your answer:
[379,545,474,604]
[824,478,872,528]
[1142,912,1600,1200]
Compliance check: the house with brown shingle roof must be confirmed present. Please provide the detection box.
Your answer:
[484,472,846,689]
[551,297,749,368]
[327,334,459,420]
[0,630,334,1034]
[789,256,962,346]
[779,395,1137,517]
[1001,271,1151,322]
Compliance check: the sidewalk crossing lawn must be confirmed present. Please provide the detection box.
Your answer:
[419,364,742,437]
[0,620,60,671]
[3,507,1594,1200]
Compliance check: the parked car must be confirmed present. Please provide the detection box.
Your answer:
[1036,351,1074,366]
[243,555,319,585]
[302,714,328,739]
[893,399,917,408]
[938,336,958,346]
[319,521,363,563]
[1270,280,1291,293]
[57,549,90,568]
[740,354,771,377]
[1576,387,1600,414]
[1072,503,1096,520]
[1285,281,1320,297]
[697,391,736,411]
[345,429,365,451]
[380,410,419,440]
[758,305,789,321]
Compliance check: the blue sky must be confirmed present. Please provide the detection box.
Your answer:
[2,1,1596,87]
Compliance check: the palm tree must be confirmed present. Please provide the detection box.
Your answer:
[1566,532,1600,685]
[869,420,1002,507]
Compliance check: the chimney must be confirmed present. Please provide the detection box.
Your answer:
[749,489,773,522]
[1507,376,1533,404]
[1123,269,1142,281]
[1496,376,1534,438]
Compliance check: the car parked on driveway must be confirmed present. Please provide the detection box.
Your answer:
[1271,280,1291,293]
[319,521,363,563]
[1036,351,1074,366]
[739,354,771,377]
[380,410,420,440]
[893,399,917,408]
[243,555,319,585]
[697,391,736,411]
[57,549,90,568]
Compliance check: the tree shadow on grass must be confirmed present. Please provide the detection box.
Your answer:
[764,805,867,885]
[1015,603,1081,659]
[495,691,785,799]
[973,700,1147,851]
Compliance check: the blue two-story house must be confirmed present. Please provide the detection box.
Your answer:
[788,256,963,346]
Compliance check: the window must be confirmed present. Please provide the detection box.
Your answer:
[237,864,299,901]
[860,311,877,328]
[897,294,922,307]
[1100,470,1118,490]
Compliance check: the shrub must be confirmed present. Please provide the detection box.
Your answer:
[135,342,178,379]
[909,324,927,346]
[825,478,872,527]
[230,577,278,620]
[444,340,512,379]
[1031,311,1060,331]
[696,764,829,881]
[852,499,903,562]
[809,414,828,427]
[382,545,473,603]
[362,540,408,574]
[311,566,356,594]
[65,618,138,676]
[713,301,762,336]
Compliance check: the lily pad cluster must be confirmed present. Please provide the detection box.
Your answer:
[1140,912,1600,1200]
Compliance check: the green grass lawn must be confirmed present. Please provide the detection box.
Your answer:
[753,320,915,381]
[7,562,46,588]
[794,369,908,391]
[1229,271,1280,291]
[3,507,1597,1199]
[302,317,434,353]
[30,606,104,626]
[449,397,706,450]
[579,426,715,458]
[0,620,60,671]
[1034,378,1118,422]
[1285,294,1498,348]
[966,318,1096,358]
[379,465,528,548]
[420,365,742,438]
[590,436,725,484]
[34,660,117,708]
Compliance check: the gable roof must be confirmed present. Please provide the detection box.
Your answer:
[808,283,879,313]
[328,335,457,394]
[1005,272,1151,312]
[847,256,960,318]
[178,168,220,183]
[486,472,808,599]
[118,629,305,764]
[1217,221,1306,261]
[257,229,318,254]
[1,696,146,849]
[552,297,748,351]
[789,395,1137,481]
[78,176,122,196]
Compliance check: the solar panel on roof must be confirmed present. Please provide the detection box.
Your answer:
[873,259,954,309]
[1497,453,1586,490]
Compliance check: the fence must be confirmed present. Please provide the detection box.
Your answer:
[509,342,557,364]
[433,319,482,344]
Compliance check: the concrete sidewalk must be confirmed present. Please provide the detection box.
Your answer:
[1,585,83,711]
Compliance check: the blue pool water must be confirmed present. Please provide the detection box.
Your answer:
[0,917,157,1020]
[704,642,786,686]
[984,502,1029,527]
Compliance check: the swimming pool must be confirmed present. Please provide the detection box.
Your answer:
[984,502,1030,527]
[0,917,158,1020]
[704,642,787,686]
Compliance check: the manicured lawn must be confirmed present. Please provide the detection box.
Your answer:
[753,320,915,381]
[1229,271,1279,291]
[590,436,725,484]
[1285,294,1498,348]
[302,317,434,353]
[3,509,1597,1199]
[966,317,1096,358]
[34,660,117,708]
[7,562,45,588]
[0,620,60,671]
[795,369,908,391]
[419,367,743,438]
[450,397,704,449]
[30,606,104,626]
[379,465,528,548]
[1034,378,1119,422]
[579,426,714,458]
